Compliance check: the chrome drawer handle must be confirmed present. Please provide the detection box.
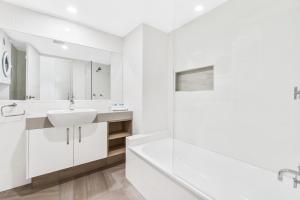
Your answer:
[79,126,82,143]
[66,128,70,145]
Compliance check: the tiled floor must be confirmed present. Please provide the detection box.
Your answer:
[0,164,144,200]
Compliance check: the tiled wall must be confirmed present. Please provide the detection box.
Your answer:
[172,0,300,172]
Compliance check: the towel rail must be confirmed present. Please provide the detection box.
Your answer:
[0,103,26,117]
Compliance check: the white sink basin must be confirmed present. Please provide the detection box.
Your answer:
[47,109,98,127]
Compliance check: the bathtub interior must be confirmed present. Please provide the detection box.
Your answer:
[171,139,300,200]
[129,137,300,200]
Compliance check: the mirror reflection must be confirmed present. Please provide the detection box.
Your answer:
[0,29,112,100]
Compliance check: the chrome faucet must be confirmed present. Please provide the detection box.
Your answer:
[69,95,75,110]
[278,166,300,188]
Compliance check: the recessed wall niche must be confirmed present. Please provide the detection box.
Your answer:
[175,66,214,91]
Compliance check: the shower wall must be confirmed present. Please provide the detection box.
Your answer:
[92,63,111,100]
[172,0,300,172]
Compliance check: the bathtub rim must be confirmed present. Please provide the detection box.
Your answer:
[126,133,214,200]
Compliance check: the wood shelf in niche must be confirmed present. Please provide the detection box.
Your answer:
[109,132,131,140]
[107,120,132,159]
[108,146,126,157]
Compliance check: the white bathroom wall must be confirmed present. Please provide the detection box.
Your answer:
[40,56,73,100]
[0,1,122,53]
[110,53,123,103]
[142,25,169,134]
[40,56,56,100]
[72,61,91,100]
[172,0,300,172]
[123,24,169,134]
[123,25,144,134]
[26,45,40,99]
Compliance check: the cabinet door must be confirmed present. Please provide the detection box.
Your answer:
[74,123,108,166]
[28,127,73,178]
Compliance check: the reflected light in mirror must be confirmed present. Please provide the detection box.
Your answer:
[61,44,68,50]
[64,27,71,32]
[194,5,204,12]
[66,6,77,14]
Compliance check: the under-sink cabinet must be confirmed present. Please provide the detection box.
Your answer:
[27,123,107,178]
[74,123,108,166]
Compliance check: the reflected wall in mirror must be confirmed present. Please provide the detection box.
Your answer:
[0,29,115,100]
[91,63,110,100]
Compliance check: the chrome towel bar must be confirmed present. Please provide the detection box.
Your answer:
[1,103,26,117]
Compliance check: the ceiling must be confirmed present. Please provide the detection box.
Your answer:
[1,0,228,37]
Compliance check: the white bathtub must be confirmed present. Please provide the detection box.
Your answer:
[126,136,300,200]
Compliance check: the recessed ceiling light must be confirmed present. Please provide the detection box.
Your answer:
[66,6,77,14]
[194,5,204,12]
[61,44,68,50]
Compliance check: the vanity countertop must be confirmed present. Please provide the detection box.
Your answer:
[26,110,132,130]
[26,110,131,119]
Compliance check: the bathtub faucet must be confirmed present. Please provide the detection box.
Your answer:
[69,94,75,110]
[278,166,300,188]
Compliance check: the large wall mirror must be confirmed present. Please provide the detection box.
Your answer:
[0,29,117,100]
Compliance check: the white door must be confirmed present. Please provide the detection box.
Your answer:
[74,123,108,166]
[27,127,73,178]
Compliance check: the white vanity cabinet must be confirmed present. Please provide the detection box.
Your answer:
[27,127,73,178]
[27,122,108,178]
[74,123,108,166]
